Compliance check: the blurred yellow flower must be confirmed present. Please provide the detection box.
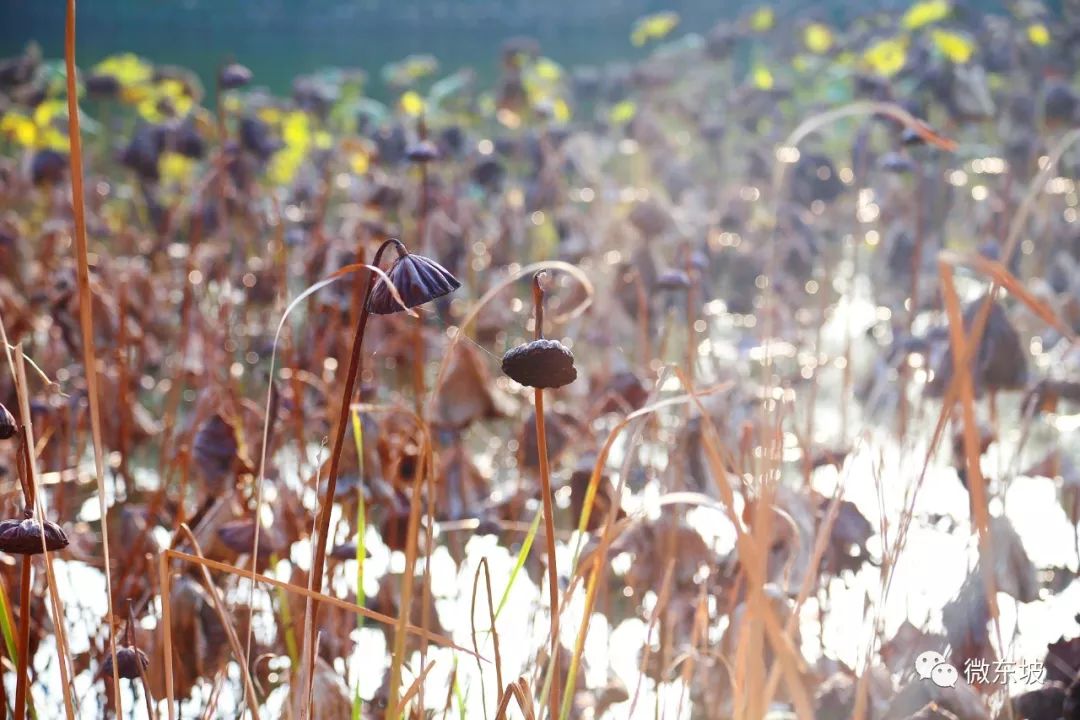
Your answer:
[551,98,571,123]
[804,23,834,54]
[268,146,304,185]
[1028,23,1050,46]
[400,91,425,117]
[631,11,680,47]
[160,151,195,182]
[931,29,974,63]
[349,151,369,175]
[92,53,153,87]
[751,64,774,90]
[864,36,908,77]
[608,99,637,125]
[281,111,311,148]
[32,99,67,128]
[533,57,563,82]
[901,0,950,30]
[257,106,282,125]
[1,110,69,151]
[1,113,37,147]
[749,6,775,32]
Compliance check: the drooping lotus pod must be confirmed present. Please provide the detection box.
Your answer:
[102,646,150,680]
[0,402,15,439]
[0,513,69,555]
[404,139,440,163]
[218,63,253,90]
[366,242,461,314]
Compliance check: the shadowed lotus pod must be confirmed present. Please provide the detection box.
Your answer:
[102,645,150,680]
[628,199,671,238]
[1045,82,1079,127]
[655,269,690,291]
[31,149,66,186]
[405,140,440,163]
[85,73,120,97]
[900,127,926,146]
[0,402,15,439]
[0,514,69,555]
[880,151,914,174]
[366,240,461,315]
[502,339,576,389]
[218,63,253,90]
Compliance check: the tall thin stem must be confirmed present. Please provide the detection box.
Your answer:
[531,272,561,719]
[306,238,402,690]
[64,0,123,707]
[14,556,30,720]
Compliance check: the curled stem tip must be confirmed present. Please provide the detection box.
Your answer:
[532,271,548,340]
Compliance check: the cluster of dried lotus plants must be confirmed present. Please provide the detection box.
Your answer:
[7,1,1080,719]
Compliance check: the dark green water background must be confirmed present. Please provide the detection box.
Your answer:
[0,0,949,99]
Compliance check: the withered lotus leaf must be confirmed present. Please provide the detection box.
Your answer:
[433,341,514,429]
[367,252,461,314]
[501,338,576,389]
[216,518,284,557]
[405,139,440,163]
[0,516,69,555]
[192,414,239,491]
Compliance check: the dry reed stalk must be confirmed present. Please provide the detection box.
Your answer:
[470,558,506,715]
[494,678,537,720]
[13,347,77,720]
[398,659,437,711]
[672,368,814,720]
[558,382,745,719]
[386,434,430,718]
[159,555,176,720]
[63,0,123,707]
[939,261,1004,650]
[177,524,262,719]
[628,559,675,715]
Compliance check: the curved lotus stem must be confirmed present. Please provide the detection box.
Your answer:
[305,237,402,692]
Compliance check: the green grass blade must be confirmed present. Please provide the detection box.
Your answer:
[494,505,542,621]
[350,408,368,720]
